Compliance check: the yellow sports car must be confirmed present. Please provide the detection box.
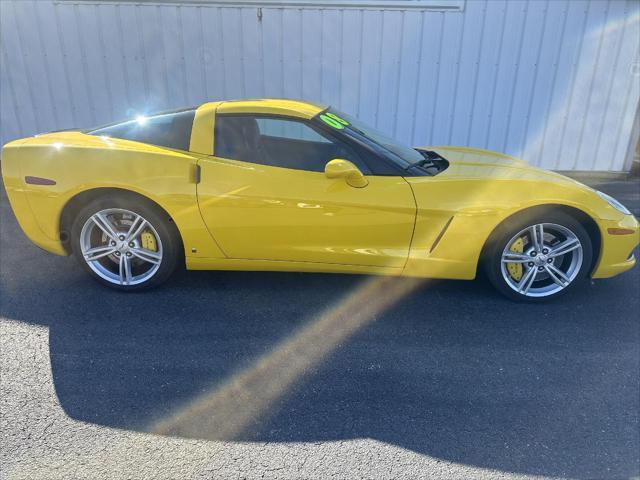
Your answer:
[2,99,638,301]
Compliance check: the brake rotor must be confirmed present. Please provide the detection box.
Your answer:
[507,236,525,281]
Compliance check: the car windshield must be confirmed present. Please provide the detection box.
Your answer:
[317,109,425,167]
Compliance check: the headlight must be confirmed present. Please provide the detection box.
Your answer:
[596,191,632,215]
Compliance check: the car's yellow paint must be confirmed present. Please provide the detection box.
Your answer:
[196,155,416,268]
[189,102,220,156]
[403,146,639,279]
[216,98,326,119]
[1,99,638,282]
[324,159,369,188]
[591,213,639,278]
[2,131,225,259]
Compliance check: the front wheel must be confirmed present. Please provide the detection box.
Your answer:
[70,194,181,291]
[484,212,593,302]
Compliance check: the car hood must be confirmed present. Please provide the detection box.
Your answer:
[417,146,585,187]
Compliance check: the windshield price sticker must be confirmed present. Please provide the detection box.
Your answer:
[326,112,349,125]
[320,112,350,129]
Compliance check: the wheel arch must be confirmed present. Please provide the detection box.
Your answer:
[479,204,601,275]
[59,187,185,255]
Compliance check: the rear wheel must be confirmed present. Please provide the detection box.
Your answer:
[484,212,593,302]
[70,194,181,291]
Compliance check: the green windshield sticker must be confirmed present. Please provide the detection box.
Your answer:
[319,114,345,129]
[325,112,350,126]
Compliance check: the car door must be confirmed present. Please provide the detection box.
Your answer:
[196,114,416,268]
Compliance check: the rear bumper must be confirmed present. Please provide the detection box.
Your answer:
[1,139,67,256]
[3,183,68,256]
[592,214,640,279]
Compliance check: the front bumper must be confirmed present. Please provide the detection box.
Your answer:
[592,214,640,278]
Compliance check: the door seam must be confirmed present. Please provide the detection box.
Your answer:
[401,177,419,274]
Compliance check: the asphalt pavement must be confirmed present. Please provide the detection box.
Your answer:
[1,178,639,480]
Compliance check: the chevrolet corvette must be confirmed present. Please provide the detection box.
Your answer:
[2,99,638,301]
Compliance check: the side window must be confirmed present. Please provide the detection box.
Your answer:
[215,115,370,174]
[88,109,196,151]
[256,118,330,143]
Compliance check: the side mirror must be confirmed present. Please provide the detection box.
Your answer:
[324,159,368,188]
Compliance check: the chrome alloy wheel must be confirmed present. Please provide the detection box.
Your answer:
[79,208,163,286]
[500,223,583,298]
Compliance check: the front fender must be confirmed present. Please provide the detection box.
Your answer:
[402,173,625,280]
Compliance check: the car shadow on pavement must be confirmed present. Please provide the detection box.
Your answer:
[2,245,639,479]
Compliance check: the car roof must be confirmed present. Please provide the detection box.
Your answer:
[212,98,327,119]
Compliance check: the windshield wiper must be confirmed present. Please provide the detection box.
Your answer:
[403,149,445,171]
[403,158,435,171]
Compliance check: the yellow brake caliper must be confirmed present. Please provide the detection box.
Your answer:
[140,230,157,252]
[507,236,525,281]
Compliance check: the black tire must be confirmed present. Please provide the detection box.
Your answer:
[70,192,182,291]
[483,210,593,302]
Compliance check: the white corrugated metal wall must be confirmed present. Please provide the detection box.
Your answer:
[1,0,639,171]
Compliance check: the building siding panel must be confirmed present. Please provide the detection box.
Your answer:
[0,0,638,171]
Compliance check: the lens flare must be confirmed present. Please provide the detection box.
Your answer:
[151,275,425,440]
